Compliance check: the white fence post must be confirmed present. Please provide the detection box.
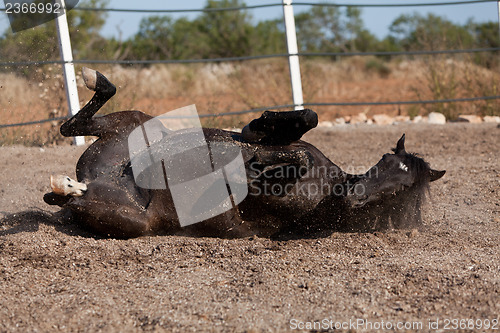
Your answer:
[55,0,84,146]
[282,0,304,111]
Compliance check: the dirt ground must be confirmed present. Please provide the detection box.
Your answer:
[0,123,499,332]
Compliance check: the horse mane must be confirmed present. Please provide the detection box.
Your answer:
[405,152,432,186]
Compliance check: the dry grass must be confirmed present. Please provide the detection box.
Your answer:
[1,57,498,146]
[410,56,500,119]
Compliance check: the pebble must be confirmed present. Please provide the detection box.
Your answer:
[334,117,346,125]
[372,114,394,125]
[484,116,500,123]
[428,112,446,124]
[317,121,333,128]
[407,229,419,238]
[349,112,368,124]
[394,115,411,123]
[457,115,482,123]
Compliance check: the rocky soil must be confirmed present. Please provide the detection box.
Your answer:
[0,123,499,332]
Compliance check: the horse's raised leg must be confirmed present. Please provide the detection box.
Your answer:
[60,67,117,138]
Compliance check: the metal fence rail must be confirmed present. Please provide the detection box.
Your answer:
[2,95,499,129]
[1,48,499,67]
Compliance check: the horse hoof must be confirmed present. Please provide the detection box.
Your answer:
[82,67,97,91]
[242,124,265,143]
[43,192,71,206]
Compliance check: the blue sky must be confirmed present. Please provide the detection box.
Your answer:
[0,0,498,39]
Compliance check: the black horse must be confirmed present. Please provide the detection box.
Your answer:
[44,68,445,238]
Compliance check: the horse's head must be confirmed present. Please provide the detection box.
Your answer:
[346,134,445,208]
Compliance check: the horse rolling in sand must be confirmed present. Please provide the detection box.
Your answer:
[44,68,445,238]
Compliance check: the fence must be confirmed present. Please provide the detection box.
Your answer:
[1,0,500,144]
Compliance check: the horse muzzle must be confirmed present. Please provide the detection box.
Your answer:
[345,183,376,208]
[346,193,369,208]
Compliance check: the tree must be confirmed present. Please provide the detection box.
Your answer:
[0,0,109,75]
[127,0,261,60]
[130,16,177,60]
[128,15,211,60]
[66,0,109,59]
[295,6,343,53]
[472,21,499,48]
[389,13,474,51]
[344,6,364,51]
[251,19,285,55]
[196,0,255,58]
[353,30,383,53]
[468,21,499,68]
[294,5,374,54]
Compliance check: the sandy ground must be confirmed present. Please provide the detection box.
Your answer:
[0,123,499,332]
